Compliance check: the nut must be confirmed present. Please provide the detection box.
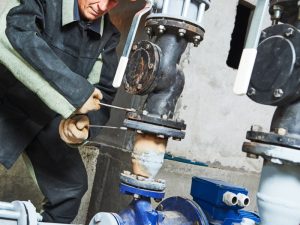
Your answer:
[247,153,259,159]
[247,87,256,96]
[250,125,263,132]
[274,128,287,136]
[273,89,284,98]
[158,25,166,34]
[178,28,186,37]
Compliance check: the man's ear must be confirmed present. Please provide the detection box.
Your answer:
[107,0,118,11]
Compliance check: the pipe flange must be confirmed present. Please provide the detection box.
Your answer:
[124,41,161,95]
[120,171,166,191]
[246,130,300,150]
[124,119,185,140]
[127,112,186,130]
[145,17,204,46]
[242,141,300,164]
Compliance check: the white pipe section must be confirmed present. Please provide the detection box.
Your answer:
[233,0,269,95]
[223,192,238,206]
[162,0,170,14]
[197,3,206,26]
[257,160,300,225]
[181,0,191,17]
[237,193,251,207]
[0,210,20,220]
[0,202,15,211]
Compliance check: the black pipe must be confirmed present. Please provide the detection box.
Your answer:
[144,34,188,118]
[271,100,300,135]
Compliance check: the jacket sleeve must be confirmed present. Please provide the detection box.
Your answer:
[5,0,94,110]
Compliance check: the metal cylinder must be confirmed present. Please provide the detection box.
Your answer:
[197,3,206,26]
[151,0,210,28]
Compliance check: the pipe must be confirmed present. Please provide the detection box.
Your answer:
[256,100,300,225]
[257,160,300,225]
[132,34,187,178]
[271,100,300,136]
[144,34,188,118]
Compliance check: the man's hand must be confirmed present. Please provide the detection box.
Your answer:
[76,88,102,114]
[59,115,90,144]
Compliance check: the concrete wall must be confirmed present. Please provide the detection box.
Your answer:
[0,0,277,224]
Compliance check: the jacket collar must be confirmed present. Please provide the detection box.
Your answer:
[62,0,104,35]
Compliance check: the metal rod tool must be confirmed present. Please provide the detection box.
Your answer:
[99,102,136,112]
[89,125,128,130]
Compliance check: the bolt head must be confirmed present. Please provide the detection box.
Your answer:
[178,29,186,37]
[284,28,294,37]
[250,125,263,132]
[148,63,154,69]
[273,88,284,98]
[133,194,140,199]
[158,25,166,34]
[162,114,168,120]
[247,87,256,96]
[132,44,138,51]
[137,84,143,90]
[157,134,165,139]
[274,128,287,136]
[145,27,152,34]
[247,153,259,159]
[137,130,143,134]
[123,170,131,175]
[142,110,148,115]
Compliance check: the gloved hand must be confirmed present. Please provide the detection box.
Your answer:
[59,115,90,144]
[76,88,102,114]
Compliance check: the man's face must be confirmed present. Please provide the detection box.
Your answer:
[77,0,119,21]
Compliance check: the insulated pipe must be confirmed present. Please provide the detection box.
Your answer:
[132,134,167,178]
[257,161,300,225]
[144,34,188,118]
[256,100,300,225]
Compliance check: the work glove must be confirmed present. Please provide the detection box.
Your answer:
[59,115,90,145]
[76,88,102,114]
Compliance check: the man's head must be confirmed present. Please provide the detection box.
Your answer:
[78,0,138,21]
[77,0,119,21]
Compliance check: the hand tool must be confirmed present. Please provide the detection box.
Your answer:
[99,102,136,112]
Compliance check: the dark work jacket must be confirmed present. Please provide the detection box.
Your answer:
[0,0,120,168]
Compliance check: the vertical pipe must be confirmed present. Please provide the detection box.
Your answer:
[162,0,170,14]
[182,0,191,17]
[257,160,300,225]
[197,3,206,26]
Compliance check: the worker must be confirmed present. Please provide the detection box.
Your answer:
[0,0,136,223]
